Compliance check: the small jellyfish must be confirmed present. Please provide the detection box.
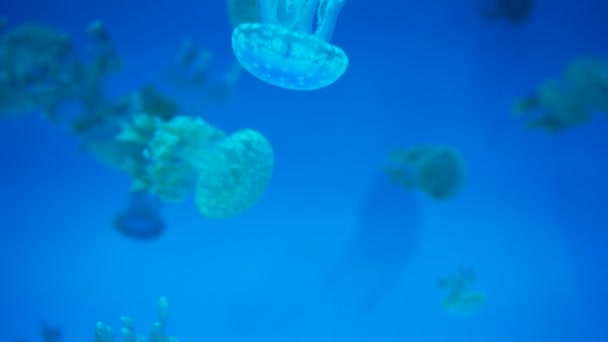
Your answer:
[438,267,487,316]
[41,323,62,342]
[385,146,466,200]
[227,0,259,28]
[113,191,165,240]
[231,0,349,91]
[477,0,534,23]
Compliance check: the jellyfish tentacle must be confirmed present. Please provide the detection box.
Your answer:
[259,0,280,23]
[315,0,346,41]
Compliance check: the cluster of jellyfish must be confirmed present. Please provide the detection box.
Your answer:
[0,15,275,222]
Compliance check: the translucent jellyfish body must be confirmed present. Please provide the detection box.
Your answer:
[109,112,274,218]
[196,129,274,219]
[227,0,258,28]
[231,0,349,91]
[438,268,487,316]
[385,146,466,200]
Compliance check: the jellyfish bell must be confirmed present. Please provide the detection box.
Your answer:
[231,0,349,91]
[477,0,534,23]
[195,129,274,219]
[113,191,166,240]
[232,23,348,90]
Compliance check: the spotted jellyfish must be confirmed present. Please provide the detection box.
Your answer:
[231,0,349,91]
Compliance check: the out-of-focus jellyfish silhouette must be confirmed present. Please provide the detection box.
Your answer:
[40,324,62,342]
[113,190,165,240]
[165,39,213,91]
[15,323,62,342]
[324,171,421,313]
[385,146,466,200]
[438,267,487,316]
[164,39,242,108]
[227,0,258,28]
[477,0,534,23]
[514,57,608,132]
[231,0,349,90]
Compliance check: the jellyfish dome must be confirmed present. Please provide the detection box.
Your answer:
[232,0,349,91]
[195,129,274,219]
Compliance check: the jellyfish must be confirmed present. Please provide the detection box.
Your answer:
[106,113,274,219]
[196,128,274,219]
[113,190,166,240]
[477,0,534,23]
[227,0,258,28]
[385,146,466,200]
[324,171,421,313]
[231,0,349,91]
[41,323,62,342]
[438,267,487,316]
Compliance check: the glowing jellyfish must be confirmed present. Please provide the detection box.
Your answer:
[231,0,349,91]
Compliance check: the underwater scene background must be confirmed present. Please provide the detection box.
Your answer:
[1,0,607,341]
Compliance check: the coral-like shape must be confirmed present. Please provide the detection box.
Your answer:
[95,297,179,342]
[232,0,349,90]
[385,146,465,200]
[196,129,274,218]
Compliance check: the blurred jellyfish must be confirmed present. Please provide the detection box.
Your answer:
[477,0,534,23]
[165,39,213,91]
[113,190,165,240]
[438,267,487,316]
[513,57,608,131]
[40,324,62,342]
[227,0,258,28]
[204,61,244,105]
[324,171,421,313]
[163,39,242,109]
[385,146,466,200]
[231,0,349,90]
[196,128,274,219]
[14,323,62,342]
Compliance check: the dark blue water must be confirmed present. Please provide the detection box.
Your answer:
[1,0,607,341]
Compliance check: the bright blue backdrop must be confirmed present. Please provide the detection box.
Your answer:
[1,0,608,341]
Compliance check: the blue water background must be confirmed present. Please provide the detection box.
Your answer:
[1,0,607,341]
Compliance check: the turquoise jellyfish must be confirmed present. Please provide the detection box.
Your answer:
[231,0,349,91]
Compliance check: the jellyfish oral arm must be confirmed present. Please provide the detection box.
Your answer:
[315,0,346,41]
[258,0,279,24]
